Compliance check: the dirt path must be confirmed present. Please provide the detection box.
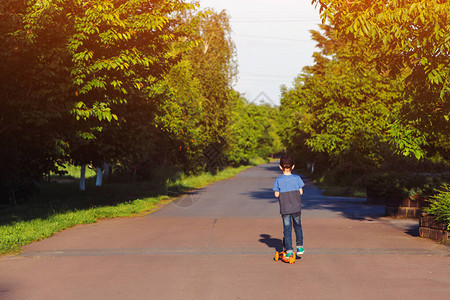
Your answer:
[1,163,449,299]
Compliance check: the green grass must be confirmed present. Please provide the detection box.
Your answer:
[53,164,97,179]
[0,164,254,255]
[249,156,271,165]
[168,165,250,189]
[323,187,367,198]
[315,182,367,198]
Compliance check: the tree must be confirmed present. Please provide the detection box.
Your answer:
[312,0,450,160]
[226,92,281,165]
[0,0,200,195]
[279,24,404,173]
[186,9,238,166]
[68,8,239,179]
[147,9,239,173]
[153,58,208,172]
[0,0,71,200]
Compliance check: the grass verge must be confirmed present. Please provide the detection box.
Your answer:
[311,177,367,198]
[0,164,253,255]
[319,185,367,198]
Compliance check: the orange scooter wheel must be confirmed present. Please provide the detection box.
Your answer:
[289,254,296,264]
[274,251,279,261]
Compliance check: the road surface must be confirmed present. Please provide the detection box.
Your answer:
[1,162,449,299]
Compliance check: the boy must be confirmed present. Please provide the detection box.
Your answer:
[273,156,305,259]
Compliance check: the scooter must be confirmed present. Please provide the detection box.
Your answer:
[274,250,296,264]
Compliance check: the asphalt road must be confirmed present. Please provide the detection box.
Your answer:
[1,162,449,299]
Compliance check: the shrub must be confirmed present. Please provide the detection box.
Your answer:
[364,172,449,199]
[424,185,450,230]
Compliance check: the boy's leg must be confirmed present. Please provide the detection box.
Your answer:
[282,214,293,251]
[292,211,304,247]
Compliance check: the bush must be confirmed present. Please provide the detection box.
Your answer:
[364,172,449,199]
[423,185,450,230]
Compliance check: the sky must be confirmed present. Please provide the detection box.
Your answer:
[200,0,322,105]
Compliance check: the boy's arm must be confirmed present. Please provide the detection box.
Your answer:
[273,178,279,197]
[298,176,305,196]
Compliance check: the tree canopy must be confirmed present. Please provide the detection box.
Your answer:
[311,0,449,160]
[1,2,280,200]
[279,0,449,187]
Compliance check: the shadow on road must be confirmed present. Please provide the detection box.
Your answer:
[242,174,386,221]
[405,225,420,237]
[0,289,9,296]
[301,195,385,220]
[243,188,278,203]
[259,164,280,172]
[259,234,283,252]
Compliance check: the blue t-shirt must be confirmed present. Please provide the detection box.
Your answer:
[273,174,305,214]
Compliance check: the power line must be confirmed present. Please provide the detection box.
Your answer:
[238,78,292,82]
[234,34,315,43]
[232,18,320,23]
[240,72,294,79]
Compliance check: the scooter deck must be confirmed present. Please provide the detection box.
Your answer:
[274,251,297,264]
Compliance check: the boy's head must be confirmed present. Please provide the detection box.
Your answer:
[279,156,295,172]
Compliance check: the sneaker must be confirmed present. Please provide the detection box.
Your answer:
[297,246,304,255]
[282,250,294,262]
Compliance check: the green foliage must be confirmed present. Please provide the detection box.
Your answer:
[0,0,201,196]
[278,1,449,194]
[424,185,450,230]
[312,0,450,160]
[225,93,281,165]
[153,58,208,171]
[64,0,198,121]
[387,121,429,160]
[279,24,403,172]
[0,0,72,198]
[55,164,97,179]
[364,172,449,200]
[122,8,240,174]
[0,1,275,205]
[183,9,238,170]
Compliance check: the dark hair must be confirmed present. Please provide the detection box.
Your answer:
[280,156,294,170]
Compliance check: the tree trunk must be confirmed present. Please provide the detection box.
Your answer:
[80,165,86,191]
[103,162,111,178]
[8,190,16,205]
[96,167,103,187]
